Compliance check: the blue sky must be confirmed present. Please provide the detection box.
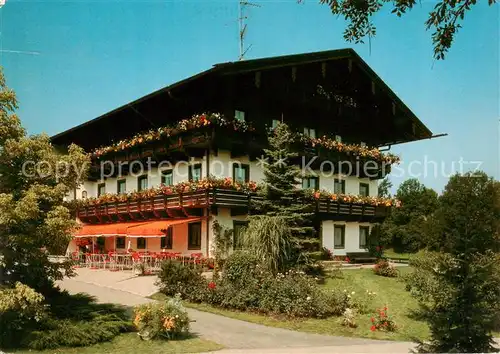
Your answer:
[2,0,499,193]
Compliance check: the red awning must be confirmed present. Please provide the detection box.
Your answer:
[74,222,149,238]
[74,218,203,238]
[126,217,203,238]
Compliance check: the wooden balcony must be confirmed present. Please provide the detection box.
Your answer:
[316,198,390,221]
[77,188,390,224]
[77,188,255,223]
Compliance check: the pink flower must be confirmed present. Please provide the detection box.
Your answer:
[208,281,216,290]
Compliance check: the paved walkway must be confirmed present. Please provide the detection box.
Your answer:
[57,269,416,352]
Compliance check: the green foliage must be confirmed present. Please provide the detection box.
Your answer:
[0,70,90,291]
[157,253,348,318]
[0,282,46,348]
[221,251,260,287]
[251,122,317,259]
[257,270,334,318]
[242,216,293,274]
[211,220,233,276]
[156,259,206,302]
[370,307,397,332]
[381,178,438,253]
[405,172,500,353]
[0,287,131,350]
[373,259,398,278]
[377,177,392,198]
[133,296,190,341]
[311,0,498,60]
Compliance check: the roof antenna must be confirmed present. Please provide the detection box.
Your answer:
[239,0,260,61]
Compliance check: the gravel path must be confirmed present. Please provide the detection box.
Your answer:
[57,270,415,352]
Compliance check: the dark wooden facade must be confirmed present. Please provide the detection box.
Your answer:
[51,49,433,152]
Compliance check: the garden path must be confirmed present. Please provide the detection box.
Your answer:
[57,269,415,352]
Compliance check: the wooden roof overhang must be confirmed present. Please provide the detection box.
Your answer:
[51,48,434,151]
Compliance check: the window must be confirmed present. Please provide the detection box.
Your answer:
[233,221,248,250]
[302,176,319,190]
[235,110,245,122]
[161,170,174,186]
[233,163,249,183]
[116,236,126,249]
[335,135,342,143]
[188,222,202,250]
[189,164,202,182]
[359,183,370,197]
[303,127,316,139]
[137,237,147,249]
[359,226,369,249]
[334,225,345,249]
[334,179,346,194]
[97,183,106,197]
[271,119,280,129]
[161,227,173,249]
[117,180,126,194]
[137,175,148,191]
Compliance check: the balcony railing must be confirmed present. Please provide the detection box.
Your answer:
[76,188,390,223]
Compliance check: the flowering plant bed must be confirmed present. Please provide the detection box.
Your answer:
[133,296,190,340]
[300,134,400,165]
[71,177,258,209]
[307,189,401,207]
[89,112,400,167]
[370,306,397,332]
[91,113,255,159]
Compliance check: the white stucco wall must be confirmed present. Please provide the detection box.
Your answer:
[321,220,373,256]
[76,150,380,199]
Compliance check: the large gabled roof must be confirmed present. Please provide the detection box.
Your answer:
[51,48,433,146]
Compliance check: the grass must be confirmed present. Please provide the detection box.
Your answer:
[383,248,414,260]
[13,332,223,354]
[152,268,430,342]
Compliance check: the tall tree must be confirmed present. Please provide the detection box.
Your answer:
[381,178,438,252]
[0,70,89,292]
[405,172,500,352]
[250,122,317,263]
[305,0,498,60]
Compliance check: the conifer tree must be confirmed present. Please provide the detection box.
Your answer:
[250,122,317,262]
[405,172,500,353]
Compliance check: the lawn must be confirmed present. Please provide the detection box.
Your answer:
[13,333,223,354]
[383,248,414,261]
[152,268,430,342]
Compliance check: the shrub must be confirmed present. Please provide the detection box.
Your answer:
[370,306,397,332]
[4,289,131,350]
[0,282,46,348]
[373,259,398,277]
[258,270,333,318]
[157,259,207,301]
[344,289,377,315]
[324,289,350,316]
[342,308,358,328]
[134,296,190,340]
[221,251,260,288]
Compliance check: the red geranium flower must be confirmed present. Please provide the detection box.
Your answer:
[345,257,351,263]
[370,317,375,323]
[208,281,216,290]
[370,325,376,332]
